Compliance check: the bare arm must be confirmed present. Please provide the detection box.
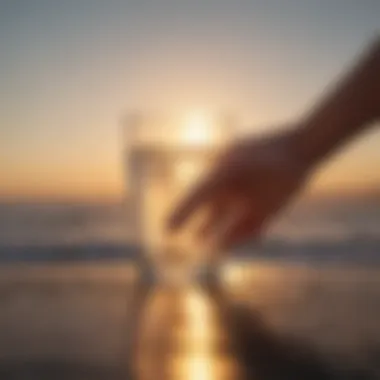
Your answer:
[296,35,380,166]
[168,36,380,250]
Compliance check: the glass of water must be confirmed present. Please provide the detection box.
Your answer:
[124,112,233,284]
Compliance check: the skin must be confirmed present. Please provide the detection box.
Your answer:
[167,35,380,251]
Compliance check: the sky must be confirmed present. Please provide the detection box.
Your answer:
[0,0,379,201]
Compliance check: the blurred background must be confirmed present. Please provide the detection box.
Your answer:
[0,1,380,379]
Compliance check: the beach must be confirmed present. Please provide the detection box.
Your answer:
[0,260,379,379]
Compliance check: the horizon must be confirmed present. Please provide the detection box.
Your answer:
[1,184,379,205]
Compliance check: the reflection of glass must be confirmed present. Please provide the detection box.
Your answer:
[124,112,233,283]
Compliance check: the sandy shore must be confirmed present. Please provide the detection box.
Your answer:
[0,261,379,379]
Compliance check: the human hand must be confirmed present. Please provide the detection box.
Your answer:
[167,127,312,251]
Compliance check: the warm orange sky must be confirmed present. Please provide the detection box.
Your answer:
[1,1,379,202]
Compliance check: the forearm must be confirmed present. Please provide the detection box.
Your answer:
[296,35,380,167]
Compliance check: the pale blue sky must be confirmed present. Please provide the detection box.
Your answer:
[1,0,379,200]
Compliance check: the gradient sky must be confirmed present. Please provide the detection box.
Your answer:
[1,0,379,201]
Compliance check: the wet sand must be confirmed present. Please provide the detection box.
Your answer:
[0,261,379,379]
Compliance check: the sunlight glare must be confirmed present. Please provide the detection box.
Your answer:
[181,112,214,146]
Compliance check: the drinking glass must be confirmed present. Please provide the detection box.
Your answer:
[124,112,233,284]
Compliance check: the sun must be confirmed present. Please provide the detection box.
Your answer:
[180,112,214,146]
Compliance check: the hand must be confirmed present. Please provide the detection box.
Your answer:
[167,127,312,251]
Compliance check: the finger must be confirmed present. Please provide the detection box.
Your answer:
[167,171,224,231]
[215,207,265,251]
[197,196,227,239]
[220,220,262,251]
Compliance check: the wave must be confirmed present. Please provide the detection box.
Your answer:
[0,201,379,264]
[0,237,379,265]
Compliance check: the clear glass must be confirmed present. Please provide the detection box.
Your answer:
[124,112,233,283]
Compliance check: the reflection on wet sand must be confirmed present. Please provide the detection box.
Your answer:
[132,279,334,380]
[1,263,379,379]
[134,284,241,380]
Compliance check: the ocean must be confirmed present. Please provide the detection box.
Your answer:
[0,196,379,265]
